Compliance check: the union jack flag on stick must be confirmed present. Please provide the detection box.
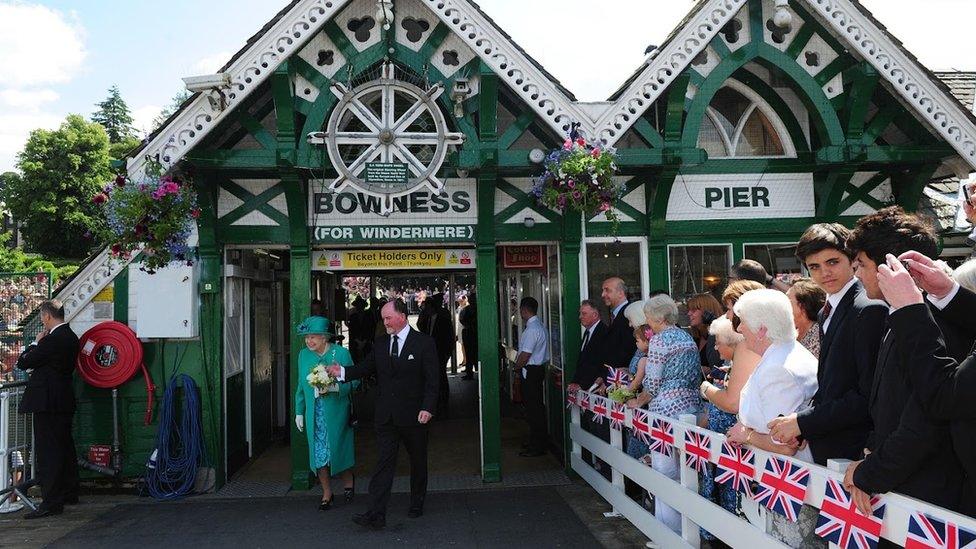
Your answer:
[631,408,652,445]
[578,391,591,412]
[608,402,626,430]
[606,366,631,387]
[753,456,810,522]
[566,388,578,409]
[683,430,711,473]
[715,441,755,497]
[590,395,608,425]
[905,511,976,549]
[649,417,675,457]
[815,478,886,549]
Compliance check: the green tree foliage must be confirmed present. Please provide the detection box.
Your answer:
[151,89,193,132]
[109,136,142,164]
[2,115,111,259]
[92,85,136,143]
[0,233,78,282]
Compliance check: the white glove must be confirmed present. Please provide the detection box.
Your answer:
[314,387,324,398]
[295,415,304,432]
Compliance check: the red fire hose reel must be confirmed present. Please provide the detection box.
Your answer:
[77,321,156,425]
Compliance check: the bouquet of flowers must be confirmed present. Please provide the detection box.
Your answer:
[306,364,337,396]
[95,159,200,274]
[607,386,635,404]
[531,124,624,232]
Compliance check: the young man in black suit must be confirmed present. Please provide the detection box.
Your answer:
[328,299,440,529]
[16,300,80,519]
[768,224,887,464]
[878,250,976,517]
[600,277,635,370]
[841,207,968,516]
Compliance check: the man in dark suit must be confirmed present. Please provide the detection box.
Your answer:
[841,207,967,516]
[768,224,888,464]
[328,299,439,530]
[16,300,80,519]
[567,300,610,472]
[878,250,976,517]
[600,277,635,370]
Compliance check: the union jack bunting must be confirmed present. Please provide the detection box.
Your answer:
[606,366,631,387]
[590,395,608,425]
[608,402,626,430]
[815,478,886,549]
[649,417,675,457]
[683,430,711,473]
[715,442,755,497]
[753,456,811,522]
[905,511,976,549]
[578,391,591,412]
[631,408,652,445]
[566,389,578,409]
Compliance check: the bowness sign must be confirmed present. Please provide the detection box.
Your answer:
[309,179,476,244]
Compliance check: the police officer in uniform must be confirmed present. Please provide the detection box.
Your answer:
[514,297,550,457]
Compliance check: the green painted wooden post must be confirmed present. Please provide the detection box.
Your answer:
[476,60,502,483]
[559,213,582,473]
[193,173,226,486]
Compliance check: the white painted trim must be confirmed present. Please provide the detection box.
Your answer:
[803,0,976,171]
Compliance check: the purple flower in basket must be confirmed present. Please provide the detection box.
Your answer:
[567,179,575,189]
[572,190,581,200]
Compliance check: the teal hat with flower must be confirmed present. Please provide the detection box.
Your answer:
[297,315,330,335]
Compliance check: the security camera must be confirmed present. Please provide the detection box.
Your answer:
[183,73,231,93]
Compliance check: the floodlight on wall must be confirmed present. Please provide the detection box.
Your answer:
[773,0,793,28]
[523,216,536,228]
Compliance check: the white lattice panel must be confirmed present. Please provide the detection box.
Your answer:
[797,33,838,77]
[335,0,383,52]
[296,28,348,78]
[431,32,476,78]
[394,0,437,52]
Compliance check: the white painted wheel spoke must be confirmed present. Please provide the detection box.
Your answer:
[348,98,383,131]
[334,132,378,145]
[392,100,429,132]
[347,142,382,174]
[395,132,441,145]
[382,85,395,127]
[391,143,428,177]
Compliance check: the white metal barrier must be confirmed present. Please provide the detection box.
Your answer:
[569,390,976,548]
[0,381,36,513]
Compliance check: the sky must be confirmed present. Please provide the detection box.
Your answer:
[1,0,974,173]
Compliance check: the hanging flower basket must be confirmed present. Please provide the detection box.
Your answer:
[95,164,199,274]
[531,125,624,232]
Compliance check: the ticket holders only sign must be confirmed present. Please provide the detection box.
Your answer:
[312,249,476,271]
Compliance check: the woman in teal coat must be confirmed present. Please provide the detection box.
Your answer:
[294,316,358,510]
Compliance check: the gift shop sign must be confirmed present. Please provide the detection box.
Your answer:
[312,249,476,271]
[309,179,476,244]
[665,173,815,221]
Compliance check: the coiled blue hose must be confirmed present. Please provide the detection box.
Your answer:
[144,374,209,500]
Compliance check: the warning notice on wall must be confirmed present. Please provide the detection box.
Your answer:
[312,249,476,271]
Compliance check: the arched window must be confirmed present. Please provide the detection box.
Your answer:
[696,80,794,158]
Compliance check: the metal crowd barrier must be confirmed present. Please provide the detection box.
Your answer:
[569,390,976,548]
[0,381,36,514]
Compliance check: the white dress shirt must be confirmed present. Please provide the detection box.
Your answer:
[581,321,601,350]
[738,340,819,462]
[518,315,549,377]
[926,281,960,310]
[389,323,411,357]
[821,277,857,332]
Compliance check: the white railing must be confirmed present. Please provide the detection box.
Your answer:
[0,381,36,513]
[57,246,137,323]
[569,390,976,548]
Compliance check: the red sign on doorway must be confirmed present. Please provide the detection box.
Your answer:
[502,246,545,269]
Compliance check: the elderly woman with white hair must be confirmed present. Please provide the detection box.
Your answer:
[726,289,818,459]
[625,294,701,534]
[727,290,824,549]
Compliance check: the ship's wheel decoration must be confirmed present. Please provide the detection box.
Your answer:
[308,62,464,215]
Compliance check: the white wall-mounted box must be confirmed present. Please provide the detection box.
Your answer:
[129,262,200,338]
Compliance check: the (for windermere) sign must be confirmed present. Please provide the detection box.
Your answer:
[308,178,476,244]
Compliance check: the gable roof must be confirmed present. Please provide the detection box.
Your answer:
[127,0,585,179]
[936,72,976,113]
[597,0,976,171]
[133,0,976,178]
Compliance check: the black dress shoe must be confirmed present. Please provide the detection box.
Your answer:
[353,512,385,530]
[24,507,62,519]
[519,449,546,457]
[407,507,423,519]
[319,496,334,511]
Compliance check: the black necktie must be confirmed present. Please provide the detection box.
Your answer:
[581,329,590,351]
[391,334,399,357]
[818,301,833,327]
